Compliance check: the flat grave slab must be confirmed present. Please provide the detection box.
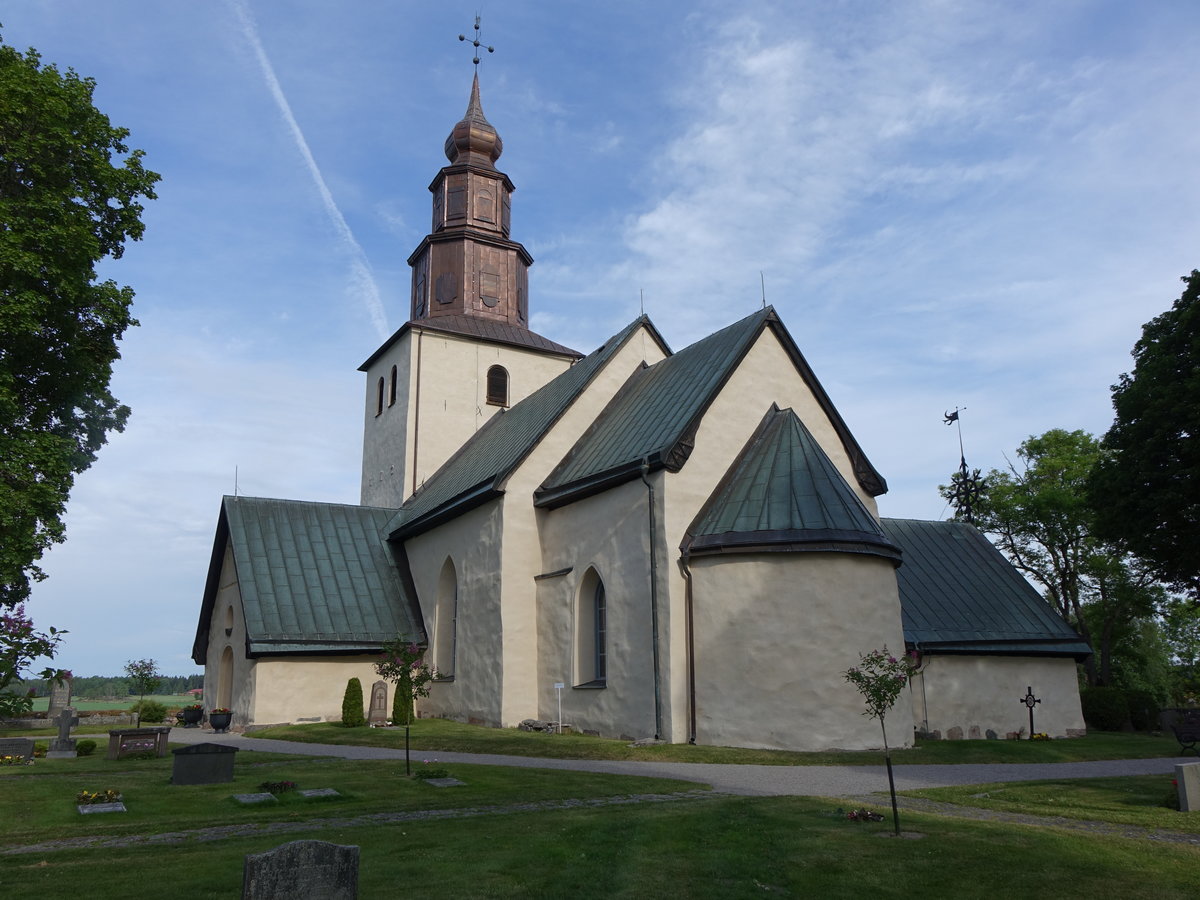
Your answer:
[424,777,465,787]
[299,788,341,798]
[78,802,127,814]
[234,792,279,805]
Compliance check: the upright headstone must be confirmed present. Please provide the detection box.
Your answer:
[243,840,359,899]
[1176,761,1200,812]
[47,707,79,758]
[368,680,389,725]
[171,743,239,785]
[47,674,73,720]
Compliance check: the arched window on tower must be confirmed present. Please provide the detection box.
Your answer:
[375,376,385,417]
[574,568,607,687]
[486,365,509,407]
[388,365,398,407]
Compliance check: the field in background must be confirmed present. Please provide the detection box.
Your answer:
[27,694,197,712]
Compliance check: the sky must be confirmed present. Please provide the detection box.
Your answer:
[7,1,1199,677]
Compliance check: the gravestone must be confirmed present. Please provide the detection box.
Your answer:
[47,707,79,758]
[107,726,171,760]
[1176,761,1200,812]
[47,674,73,720]
[946,726,963,741]
[967,725,982,740]
[0,738,35,763]
[172,742,239,785]
[368,680,388,726]
[243,840,359,899]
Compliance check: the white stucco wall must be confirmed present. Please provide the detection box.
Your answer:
[910,654,1085,739]
[534,478,661,740]
[689,552,912,751]
[404,500,505,727]
[202,542,255,726]
[251,658,389,725]
[360,334,413,508]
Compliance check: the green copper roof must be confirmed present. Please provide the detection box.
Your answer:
[386,316,667,539]
[685,405,900,561]
[193,496,423,661]
[536,307,886,508]
[883,517,1091,658]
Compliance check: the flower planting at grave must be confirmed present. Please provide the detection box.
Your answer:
[1,754,30,766]
[845,808,884,822]
[259,780,297,794]
[76,789,121,805]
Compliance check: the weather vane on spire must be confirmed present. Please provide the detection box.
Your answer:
[459,15,495,70]
[944,407,984,523]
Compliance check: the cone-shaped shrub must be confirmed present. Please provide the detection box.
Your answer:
[341,677,366,727]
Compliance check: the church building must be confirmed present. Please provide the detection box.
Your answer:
[193,75,1089,749]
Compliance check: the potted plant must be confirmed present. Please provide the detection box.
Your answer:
[179,703,204,727]
[208,708,232,733]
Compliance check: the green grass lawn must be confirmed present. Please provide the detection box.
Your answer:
[248,719,1186,765]
[905,774,1200,834]
[2,792,1196,898]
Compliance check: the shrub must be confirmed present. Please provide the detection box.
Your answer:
[133,699,168,723]
[341,678,366,727]
[76,739,97,756]
[1080,686,1129,731]
[33,742,46,758]
[1125,689,1160,732]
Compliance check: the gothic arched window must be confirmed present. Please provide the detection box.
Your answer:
[388,365,398,407]
[486,365,509,407]
[375,376,385,417]
[575,568,607,687]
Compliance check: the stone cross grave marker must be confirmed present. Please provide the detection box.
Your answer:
[47,707,79,758]
[47,674,73,719]
[368,680,388,725]
[1019,686,1041,738]
[243,840,359,899]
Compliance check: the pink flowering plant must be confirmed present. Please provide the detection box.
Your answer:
[375,640,437,726]
[1,604,67,718]
[843,646,913,835]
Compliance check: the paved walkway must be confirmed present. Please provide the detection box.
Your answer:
[169,727,1190,798]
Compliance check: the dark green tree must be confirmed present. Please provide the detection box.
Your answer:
[942,429,1163,687]
[123,658,160,727]
[1090,270,1200,598]
[341,677,366,727]
[0,33,160,607]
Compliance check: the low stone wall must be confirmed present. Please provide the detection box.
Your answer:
[1,713,135,729]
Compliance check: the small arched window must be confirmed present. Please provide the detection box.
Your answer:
[486,365,509,407]
[575,568,607,687]
[435,558,457,678]
[388,365,398,407]
[375,376,385,417]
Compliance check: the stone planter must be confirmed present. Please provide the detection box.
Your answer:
[209,711,232,733]
[180,707,203,728]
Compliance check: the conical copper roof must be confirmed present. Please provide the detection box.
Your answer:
[444,73,503,167]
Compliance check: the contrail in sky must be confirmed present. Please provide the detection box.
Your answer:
[229,0,390,340]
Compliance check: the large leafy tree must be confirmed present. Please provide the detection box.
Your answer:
[0,34,159,606]
[1090,270,1200,598]
[943,429,1162,687]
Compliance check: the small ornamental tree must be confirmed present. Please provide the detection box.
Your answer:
[0,604,67,717]
[123,658,160,728]
[375,640,436,726]
[341,677,366,727]
[844,646,912,835]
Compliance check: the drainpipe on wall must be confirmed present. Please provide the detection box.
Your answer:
[640,458,663,741]
[679,549,697,744]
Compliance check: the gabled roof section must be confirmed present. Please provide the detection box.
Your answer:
[385,316,668,539]
[683,405,900,562]
[535,307,886,509]
[192,496,423,662]
[359,316,581,372]
[883,518,1091,659]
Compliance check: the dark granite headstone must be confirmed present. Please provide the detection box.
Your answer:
[368,680,388,725]
[0,738,35,762]
[171,742,239,784]
[243,840,359,899]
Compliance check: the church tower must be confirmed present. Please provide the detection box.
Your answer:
[359,75,581,509]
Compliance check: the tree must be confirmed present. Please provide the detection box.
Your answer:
[942,429,1163,687]
[123,658,160,727]
[0,604,65,717]
[1,33,160,607]
[843,647,912,836]
[341,677,366,727]
[375,639,436,726]
[1090,270,1200,598]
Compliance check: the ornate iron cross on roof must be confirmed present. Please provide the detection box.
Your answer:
[459,15,495,69]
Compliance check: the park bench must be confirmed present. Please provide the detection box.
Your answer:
[1162,709,1200,756]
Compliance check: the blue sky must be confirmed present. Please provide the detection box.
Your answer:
[8,1,1199,677]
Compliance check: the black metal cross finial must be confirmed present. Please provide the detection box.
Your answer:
[944,406,984,523]
[458,15,495,70]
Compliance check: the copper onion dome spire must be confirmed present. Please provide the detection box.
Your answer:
[444,72,503,168]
